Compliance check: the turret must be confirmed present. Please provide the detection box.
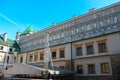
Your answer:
[16,31,21,40]
[23,25,35,35]
[2,33,8,42]
[16,25,35,38]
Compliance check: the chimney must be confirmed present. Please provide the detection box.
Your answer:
[2,33,8,42]
[16,31,21,40]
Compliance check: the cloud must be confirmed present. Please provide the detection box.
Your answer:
[0,13,23,30]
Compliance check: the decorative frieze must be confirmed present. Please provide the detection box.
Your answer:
[19,2,120,53]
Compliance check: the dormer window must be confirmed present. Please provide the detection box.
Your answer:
[0,46,3,50]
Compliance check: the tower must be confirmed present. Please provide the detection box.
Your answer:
[16,31,21,40]
[23,25,35,35]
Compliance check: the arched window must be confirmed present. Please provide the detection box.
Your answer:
[9,48,12,52]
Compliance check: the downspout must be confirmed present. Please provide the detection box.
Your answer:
[71,42,73,70]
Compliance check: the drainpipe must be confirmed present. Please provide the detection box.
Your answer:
[71,42,73,70]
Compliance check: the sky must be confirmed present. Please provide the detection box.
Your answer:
[0,0,120,39]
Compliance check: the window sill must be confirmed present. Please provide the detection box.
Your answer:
[101,72,110,74]
[76,53,109,59]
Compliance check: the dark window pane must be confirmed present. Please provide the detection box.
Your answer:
[40,53,44,60]
[77,65,83,74]
[34,53,38,61]
[29,55,33,62]
[87,45,94,55]
[60,50,64,58]
[52,52,56,59]
[98,43,107,53]
[76,47,82,56]
[20,57,23,63]
[88,64,95,74]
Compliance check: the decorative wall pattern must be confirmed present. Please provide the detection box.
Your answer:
[19,2,120,53]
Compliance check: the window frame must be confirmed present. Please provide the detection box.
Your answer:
[88,64,95,74]
[52,51,56,59]
[86,42,94,55]
[77,64,83,74]
[76,45,82,56]
[97,40,107,53]
[40,52,44,60]
[29,55,33,62]
[101,63,110,73]
[34,53,38,61]
[59,48,65,58]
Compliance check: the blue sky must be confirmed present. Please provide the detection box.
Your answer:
[0,0,120,39]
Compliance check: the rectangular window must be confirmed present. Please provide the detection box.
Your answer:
[59,66,64,69]
[98,43,107,53]
[29,55,33,62]
[20,57,23,63]
[0,46,3,50]
[40,53,44,60]
[101,63,110,73]
[76,47,82,56]
[52,52,56,59]
[34,53,38,61]
[77,65,83,74]
[88,64,95,74]
[60,49,65,58]
[86,45,94,55]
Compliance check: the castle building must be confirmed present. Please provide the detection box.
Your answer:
[0,33,19,75]
[14,2,120,80]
